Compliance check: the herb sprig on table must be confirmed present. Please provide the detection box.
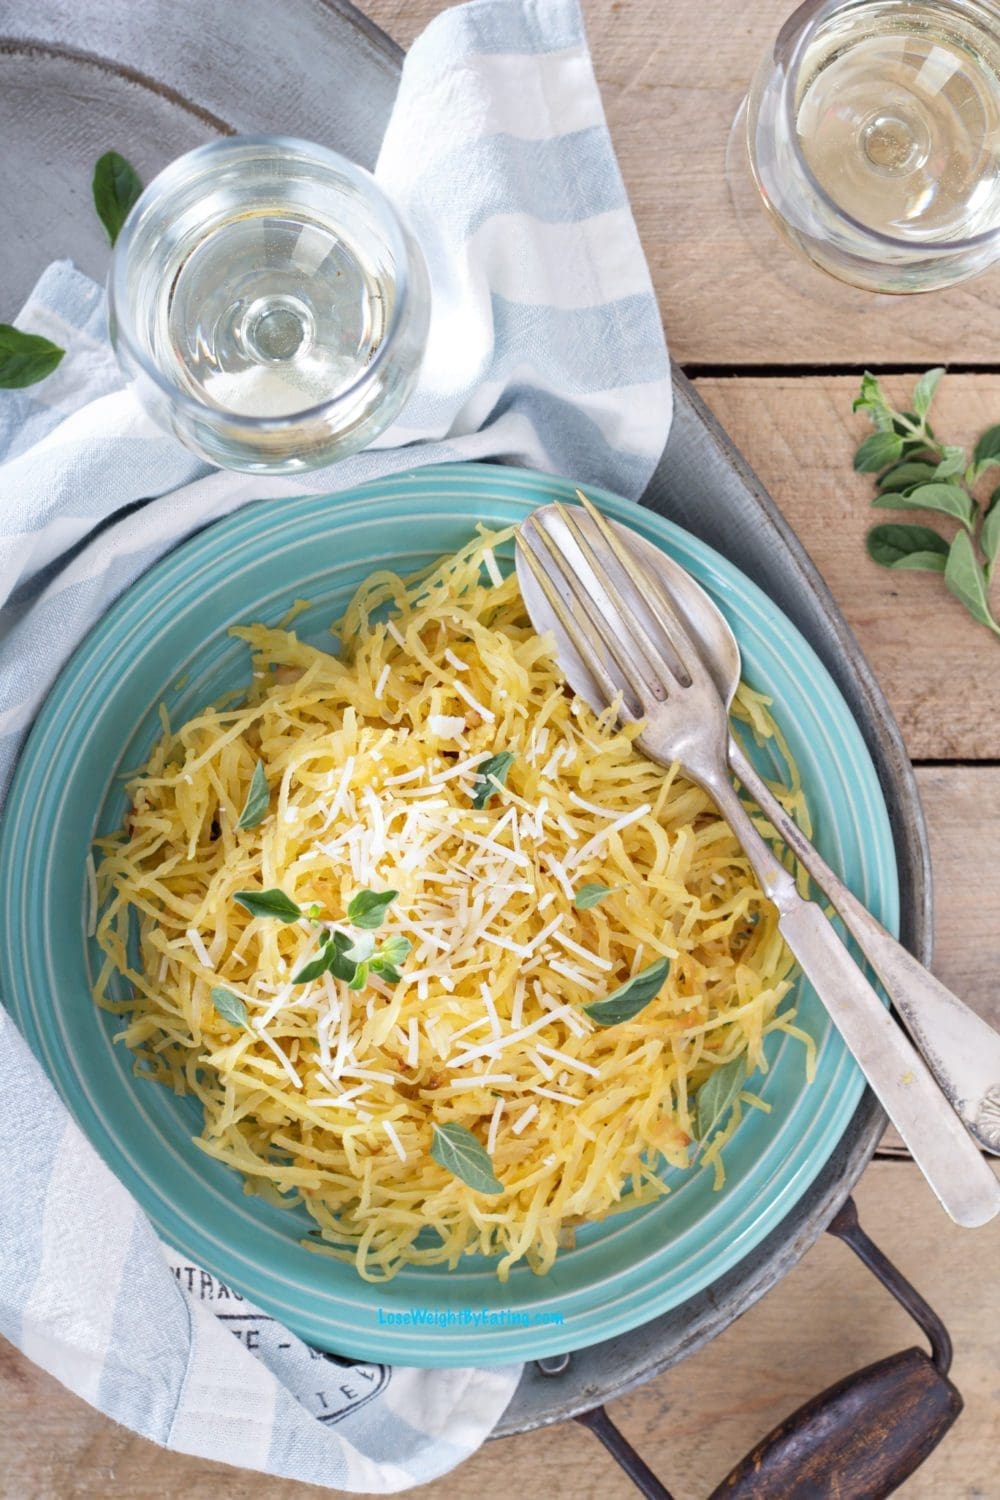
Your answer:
[854,369,1000,637]
[0,151,143,390]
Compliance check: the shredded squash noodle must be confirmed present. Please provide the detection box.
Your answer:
[93,526,814,1281]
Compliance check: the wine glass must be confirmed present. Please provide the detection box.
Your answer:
[109,136,430,473]
[729,0,1000,294]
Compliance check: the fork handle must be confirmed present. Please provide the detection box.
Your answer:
[730,738,1000,1157]
[707,773,1000,1229]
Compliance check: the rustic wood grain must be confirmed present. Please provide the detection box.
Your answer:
[7,5,1000,1497]
[2,1161,996,1499]
[364,0,1000,366]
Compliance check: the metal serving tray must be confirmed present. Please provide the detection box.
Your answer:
[0,0,931,1452]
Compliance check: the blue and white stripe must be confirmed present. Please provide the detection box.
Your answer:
[0,0,670,1487]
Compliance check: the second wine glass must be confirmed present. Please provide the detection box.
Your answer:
[732,0,1000,293]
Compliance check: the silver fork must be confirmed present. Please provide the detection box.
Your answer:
[517,498,1000,1229]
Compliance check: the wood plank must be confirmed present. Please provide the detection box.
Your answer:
[1,1161,995,1497]
[363,0,1000,366]
[879,765,1000,1155]
[916,767,1000,1023]
[692,373,1000,761]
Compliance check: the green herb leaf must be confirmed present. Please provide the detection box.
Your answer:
[376,963,403,985]
[854,431,905,473]
[693,1055,747,1142]
[912,367,944,418]
[430,1122,504,1194]
[330,948,359,983]
[573,882,622,910]
[852,371,884,412]
[876,461,938,493]
[346,888,399,930]
[347,960,369,991]
[584,956,671,1027]
[973,424,1000,471]
[872,482,975,527]
[944,530,1000,636]
[92,151,143,246]
[211,986,250,1030]
[933,445,966,480]
[981,489,1000,579]
[471,750,516,809]
[866,524,949,572]
[343,930,376,963]
[237,760,270,829]
[234,887,302,922]
[373,934,412,968]
[293,945,335,984]
[0,324,65,389]
[852,373,893,430]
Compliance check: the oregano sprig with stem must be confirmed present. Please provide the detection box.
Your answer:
[854,369,1000,638]
[232,885,410,991]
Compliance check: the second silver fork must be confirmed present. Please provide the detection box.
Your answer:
[517,498,1000,1230]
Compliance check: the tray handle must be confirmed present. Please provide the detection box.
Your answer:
[570,1198,963,1500]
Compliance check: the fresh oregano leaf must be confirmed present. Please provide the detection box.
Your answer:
[293,944,335,985]
[330,948,359,983]
[866,524,949,572]
[430,1122,504,1194]
[234,887,302,922]
[237,760,270,829]
[693,1055,747,1142]
[854,431,905,473]
[347,960,369,991]
[911,366,944,417]
[471,750,516,810]
[876,461,938,493]
[872,483,975,527]
[584,956,671,1027]
[853,373,895,430]
[211,986,250,1030]
[343,930,376,963]
[933,445,966,480]
[347,888,398,930]
[852,371,885,413]
[373,934,412,968]
[0,324,65,389]
[981,489,1000,579]
[93,151,143,245]
[973,424,1000,471]
[944,530,1000,636]
[573,882,622,910]
[376,963,403,985]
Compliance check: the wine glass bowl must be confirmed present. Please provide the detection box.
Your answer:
[733,0,1000,293]
[108,136,430,473]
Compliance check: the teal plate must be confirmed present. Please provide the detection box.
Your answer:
[0,463,897,1366]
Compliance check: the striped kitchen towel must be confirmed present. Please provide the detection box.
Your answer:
[0,0,670,1490]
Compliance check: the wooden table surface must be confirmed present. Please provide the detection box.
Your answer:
[5,2,1000,1497]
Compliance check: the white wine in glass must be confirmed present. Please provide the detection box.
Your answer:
[737,0,1000,292]
[109,137,430,472]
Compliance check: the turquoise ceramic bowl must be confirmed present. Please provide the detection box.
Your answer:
[0,464,897,1366]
